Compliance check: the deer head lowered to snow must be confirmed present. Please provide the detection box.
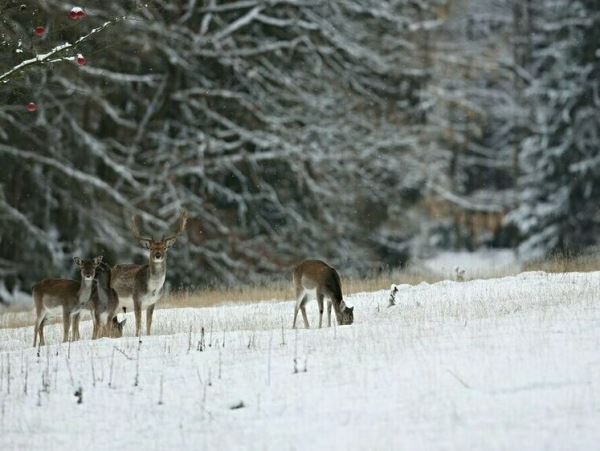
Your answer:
[111,210,188,337]
[292,259,354,329]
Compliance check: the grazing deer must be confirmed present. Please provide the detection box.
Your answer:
[292,259,354,329]
[90,261,125,339]
[32,256,103,347]
[111,210,187,336]
[111,315,127,337]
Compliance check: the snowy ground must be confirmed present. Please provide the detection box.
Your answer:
[420,249,520,280]
[0,271,599,450]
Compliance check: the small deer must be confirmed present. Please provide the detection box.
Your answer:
[90,261,126,339]
[32,256,103,347]
[292,259,354,329]
[111,210,188,336]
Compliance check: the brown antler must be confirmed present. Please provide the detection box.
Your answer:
[131,214,153,243]
[163,209,188,242]
[167,209,188,239]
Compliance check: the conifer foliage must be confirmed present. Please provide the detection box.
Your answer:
[507,0,600,259]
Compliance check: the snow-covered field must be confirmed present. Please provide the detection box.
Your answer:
[1,271,599,450]
[420,249,520,280]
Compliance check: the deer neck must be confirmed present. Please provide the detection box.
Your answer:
[78,278,94,305]
[332,297,345,323]
[96,271,111,304]
[149,258,166,277]
[147,257,167,294]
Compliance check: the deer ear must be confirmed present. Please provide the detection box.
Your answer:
[164,237,177,248]
[139,240,152,249]
[349,306,354,312]
[119,318,127,326]
[73,257,82,265]
[94,256,103,265]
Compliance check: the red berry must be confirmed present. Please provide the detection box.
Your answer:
[34,26,45,37]
[26,102,37,112]
[69,7,84,20]
[76,53,86,65]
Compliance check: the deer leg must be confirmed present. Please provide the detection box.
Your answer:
[71,313,81,341]
[293,294,307,328]
[33,322,37,348]
[91,311,98,340]
[108,314,116,338]
[300,298,310,329]
[317,291,324,328]
[134,300,142,338]
[146,304,155,336]
[33,312,44,347]
[292,304,300,329]
[63,309,72,342]
[102,312,113,338]
[39,317,47,347]
[33,315,43,347]
[327,300,332,327]
[33,299,43,347]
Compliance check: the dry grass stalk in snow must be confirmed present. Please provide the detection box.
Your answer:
[163,265,442,310]
[5,255,600,332]
[523,252,600,273]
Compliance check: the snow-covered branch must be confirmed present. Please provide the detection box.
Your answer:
[0,16,125,84]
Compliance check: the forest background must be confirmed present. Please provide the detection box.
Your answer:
[1,0,598,296]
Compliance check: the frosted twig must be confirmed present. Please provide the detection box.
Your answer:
[0,17,126,84]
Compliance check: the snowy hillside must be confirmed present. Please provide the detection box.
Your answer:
[1,271,599,450]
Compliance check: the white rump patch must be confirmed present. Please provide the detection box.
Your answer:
[118,296,134,312]
[42,305,62,318]
[297,288,317,304]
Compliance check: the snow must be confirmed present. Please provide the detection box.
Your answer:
[0,282,31,311]
[1,271,600,450]
[420,249,520,279]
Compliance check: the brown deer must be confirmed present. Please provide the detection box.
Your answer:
[32,256,103,347]
[90,261,125,339]
[292,259,354,329]
[111,210,187,336]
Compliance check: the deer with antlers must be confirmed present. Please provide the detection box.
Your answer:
[111,210,188,337]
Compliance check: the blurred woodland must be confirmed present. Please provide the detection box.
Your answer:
[1,0,599,296]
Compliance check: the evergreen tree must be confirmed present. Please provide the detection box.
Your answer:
[507,0,600,259]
